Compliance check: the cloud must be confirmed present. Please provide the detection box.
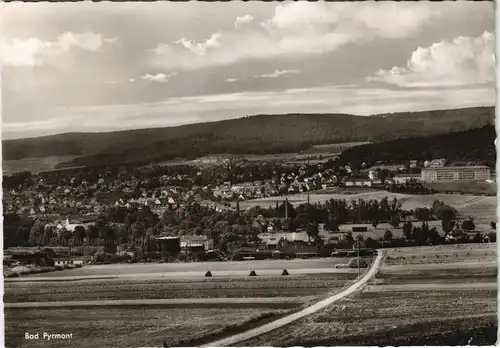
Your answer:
[4,84,493,139]
[256,69,300,78]
[150,2,441,71]
[172,33,222,56]
[225,77,242,83]
[367,31,495,87]
[235,15,254,28]
[2,32,117,67]
[140,72,177,82]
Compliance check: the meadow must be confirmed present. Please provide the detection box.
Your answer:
[237,243,497,346]
[2,156,81,175]
[5,272,360,347]
[241,191,497,223]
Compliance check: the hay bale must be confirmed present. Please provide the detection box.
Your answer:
[249,270,257,276]
[282,269,289,276]
[205,271,212,277]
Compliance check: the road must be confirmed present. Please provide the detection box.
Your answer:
[19,258,356,279]
[202,250,385,347]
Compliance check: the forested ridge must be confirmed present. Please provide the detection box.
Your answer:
[3,107,493,168]
[340,125,496,168]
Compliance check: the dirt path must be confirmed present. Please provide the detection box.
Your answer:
[202,250,385,347]
[4,297,301,309]
[363,282,497,292]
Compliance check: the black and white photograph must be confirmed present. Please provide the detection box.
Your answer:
[1,1,497,347]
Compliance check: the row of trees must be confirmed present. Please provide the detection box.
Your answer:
[4,196,474,255]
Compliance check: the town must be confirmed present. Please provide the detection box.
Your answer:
[3,153,496,271]
[3,1,496,347]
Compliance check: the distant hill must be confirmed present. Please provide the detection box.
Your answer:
[340,125,496,168]
[2,106,494,168]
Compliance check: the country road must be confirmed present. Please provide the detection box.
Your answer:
[202,250,385,347]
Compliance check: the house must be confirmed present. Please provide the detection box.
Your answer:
[392,174,421,184]
[180,235,214,252]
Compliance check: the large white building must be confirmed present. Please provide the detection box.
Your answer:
[421,166,491,183]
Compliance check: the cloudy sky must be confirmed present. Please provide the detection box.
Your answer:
[2,1,495,139]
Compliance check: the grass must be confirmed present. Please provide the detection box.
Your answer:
[4,274,356,303]
[2,156,80,175]
[237,243,498,346]
[4,307,285,348]
[241,191,497,223]
[423,182,496,195]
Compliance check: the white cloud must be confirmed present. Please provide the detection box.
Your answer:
[256,69,300,78]
[235,15,254,29]
[2,32,117,67]
[140,72,177,83]
[173,33,222,56]
[4,84,493,139]
[225,77,242,83]
[151,2,440,71]
[129,78,136,82]
[367,31,495,87]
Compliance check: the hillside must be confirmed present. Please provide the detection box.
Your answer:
[340,125,496,168]
[2,106,494,168]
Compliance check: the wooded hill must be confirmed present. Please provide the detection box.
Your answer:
[3,106,494,168]
[339,125,496,168]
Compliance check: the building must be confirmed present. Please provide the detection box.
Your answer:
[421,166,491,183]
[428,158,446,168]
[393,173,421,184]
[180,235,214,251]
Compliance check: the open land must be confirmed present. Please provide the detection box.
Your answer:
[5,307,284,348]
[237,243,497,346]
[16,258,358,278]
[4,259,365,347]
[241,191,497,223]
[2,156,82,175]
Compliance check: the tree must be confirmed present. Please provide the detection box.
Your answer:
[306,222,319,242]
[325,217,340,232]
[472,232,482,243]
[434,205,457,221]
[490,221,496,230]
[461,219,476,232]
[383,229,393,241]
[402,221,413,239]
[283,218,296,232]
[442,219,455,234]
[390,215,401,228]
[73,225,87,246]
[414,208,430,222]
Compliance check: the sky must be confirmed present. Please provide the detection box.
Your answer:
[1,1,496,139]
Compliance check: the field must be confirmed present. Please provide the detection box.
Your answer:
[4,260,362,347]
[2,156,81,175]
[19,258,352,278]
[4,274,358,303]
[423,182,497,195]
[5,307,283,348]
[241,191,497,223]
[237,243,497,346]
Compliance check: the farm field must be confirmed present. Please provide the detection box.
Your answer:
[237,243,497,346]
[5,307,284,348]
[19,258,351,278]
[241,191,497,223]
[5,270,362,347]
[4,273,357,303]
